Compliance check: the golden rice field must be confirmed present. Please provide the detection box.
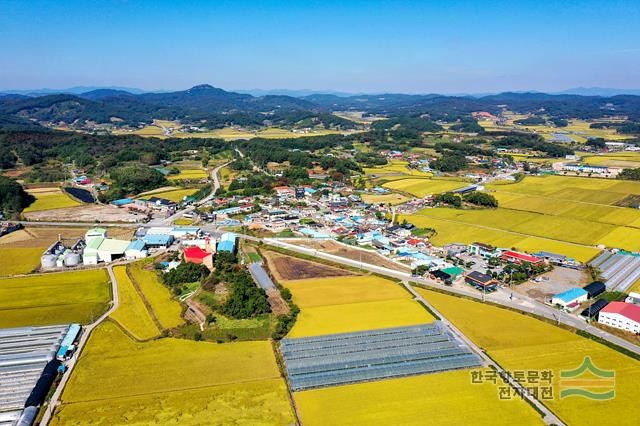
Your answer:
[400,174,640,260]
[510,119,633,142]
[382,177,467,197]
[0,247,43,276]
[110,266,160,340]
[127,262,184,330]
[139,187,199,202]
[360,192,409,205]
[283,274,433,338]
[52,321,294,426]
[113,125,166,137]
[172,126,347,140]
[167,168,208,180]
[295,369,543,426]
[283,275,413,308]
[23,188,82,212]
[416,288,640,426]
[400,213,600,262]
[580,151,640,169]
[0,269,111,328]
[363,160,432,177]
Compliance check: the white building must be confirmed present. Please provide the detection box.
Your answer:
[598,302,640,333]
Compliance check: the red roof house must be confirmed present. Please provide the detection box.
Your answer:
[184,246,214,270]
[500,250,543,265]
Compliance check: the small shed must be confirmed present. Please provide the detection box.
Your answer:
[583,281,606,299]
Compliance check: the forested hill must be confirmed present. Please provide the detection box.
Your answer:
[1,84,640,129]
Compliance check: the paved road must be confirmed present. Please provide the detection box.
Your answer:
[262,238,640,357]
[38,265,120,426]
[403,282,565,426]
[154,160,231,226]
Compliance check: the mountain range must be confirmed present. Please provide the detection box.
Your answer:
[1,84,640,130]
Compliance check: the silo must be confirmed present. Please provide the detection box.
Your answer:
[40,254,57,269]
[64,252,81,267]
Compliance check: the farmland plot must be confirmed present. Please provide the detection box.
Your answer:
[416,288,640,426]
[0,269,111,328]
[52,321,294,426]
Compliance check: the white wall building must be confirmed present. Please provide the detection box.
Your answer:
[598,302,640,334]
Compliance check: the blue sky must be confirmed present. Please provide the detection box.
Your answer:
[1,0,639,93]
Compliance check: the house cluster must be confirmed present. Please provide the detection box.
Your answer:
[111,196,189,217]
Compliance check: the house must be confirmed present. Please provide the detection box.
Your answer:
[598,302,640,333]
[500,250,543,266]
[468,242,495,258]
[184,246,214,270]
[273,186,295,199]
[552,288,588,308]
[125,239,148,259]
[583,281,606,299]
[533,251,567,265]
[465,271,498,291]
[444,243,467,257]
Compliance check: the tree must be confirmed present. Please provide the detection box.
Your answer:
[0,175,35,214]
[109,164,168,196]
[434,192,462,207]
[463,191,498,207]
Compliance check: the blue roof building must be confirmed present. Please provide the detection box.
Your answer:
[142,234,174,247]
[552,288,589,307]
[217,240,235,253]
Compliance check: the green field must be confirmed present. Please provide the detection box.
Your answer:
[0,269,111,328]
[416,287,640,426]
[52,322,294,426]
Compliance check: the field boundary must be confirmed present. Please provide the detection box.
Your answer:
[125,264,164,333]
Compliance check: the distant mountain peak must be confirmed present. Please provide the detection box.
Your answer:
[188,84,216,91]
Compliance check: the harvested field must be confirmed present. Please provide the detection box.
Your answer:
[416,287,640,426]
[284,239,411,271]
[0,269,111,328]
[52,321,294,425]
[295,369,543,426]
[262,250,354,281]
[24,204,138,222]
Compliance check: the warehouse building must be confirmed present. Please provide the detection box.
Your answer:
[217,232,237,253]
[500,250,543,266]
[184,246,214,270]
[125,240,148,259]
[598,302,640,333]
[141,233,174,248]
[552,288,588,309]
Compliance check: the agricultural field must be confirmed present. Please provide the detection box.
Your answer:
[401,209,602,262]
[167,168,208,181]
[0,269,111,328]
[295,369,543,426]
[276,262,432,337]
[360,192,409,205]
[580,151,640,169]
[23,187,82,212]
[0,247,43,276]
[382,177,467,197]
[138,187,199,202]
[416,287,640,426]
[110,266,161,340]
[506,119,633,142]
[363,160,431,178]
[127,262,184,330]
[262,251,354,281]
[171,126,348,140]
[52,321,294,426]
[401,174,640,261]
[113,124,166,137]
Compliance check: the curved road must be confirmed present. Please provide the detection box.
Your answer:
[38,265,120,426]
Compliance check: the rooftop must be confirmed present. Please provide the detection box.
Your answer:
[601,302,640,323]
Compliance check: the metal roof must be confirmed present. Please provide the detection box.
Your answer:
[97,238,130,253]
